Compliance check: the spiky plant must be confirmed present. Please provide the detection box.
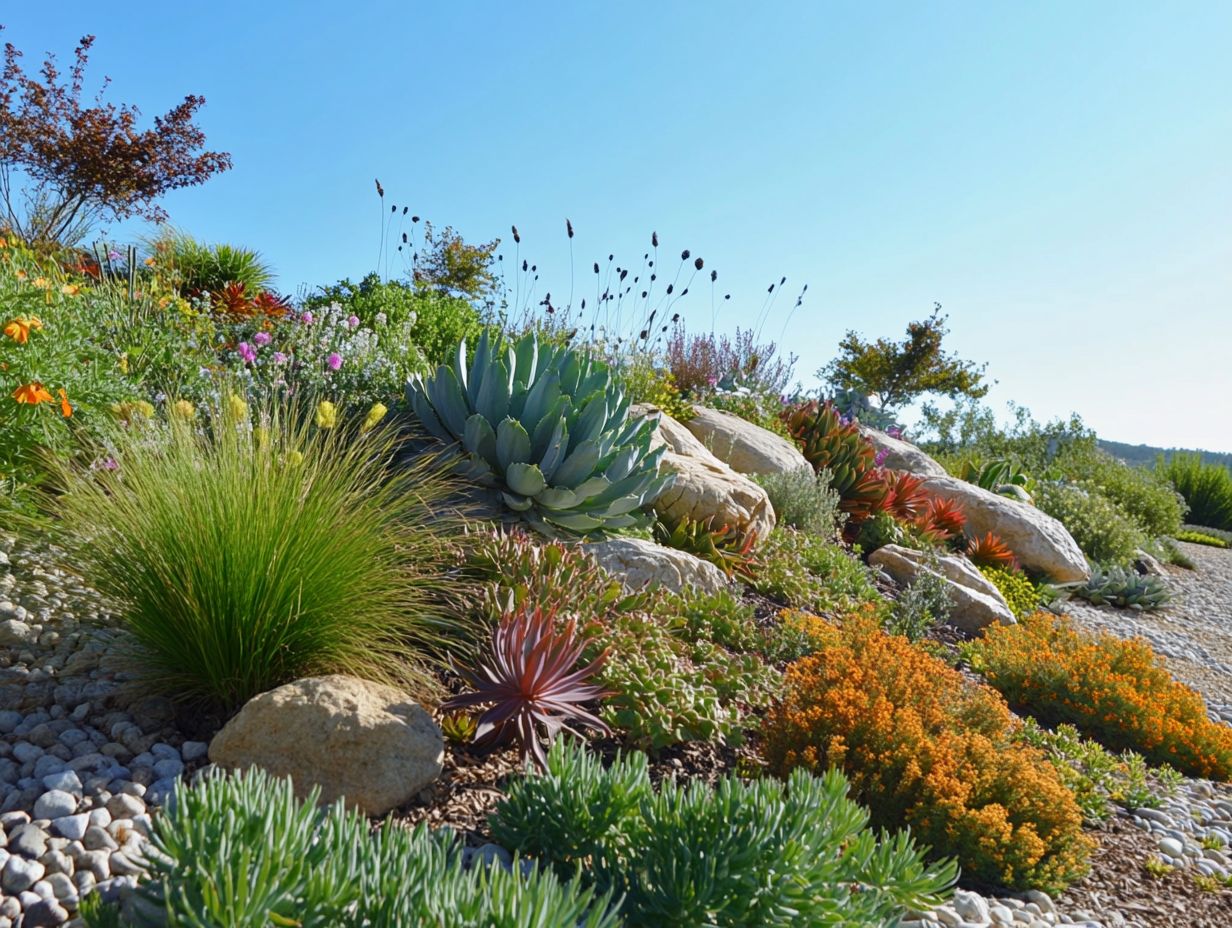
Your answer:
[407,330,674,537]
[442,606,610,768]
[654,515,758,580]
[915,496,967,542]
[780,399,876,498]
[967,531,1018,571]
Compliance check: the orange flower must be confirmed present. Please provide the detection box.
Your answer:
[57,388,73,418]
[12,382,53,405]
[14,269,26,281]
[60,283,80,296]
[31,276,50,290]
[3,316,43,344]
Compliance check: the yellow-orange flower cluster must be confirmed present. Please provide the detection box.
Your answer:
[763,610,1092,893]
[967,613,1232,780]
[3,316,42,344]
[11,382,72,417]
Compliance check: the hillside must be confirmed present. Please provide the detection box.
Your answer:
[1099,438,1232,471]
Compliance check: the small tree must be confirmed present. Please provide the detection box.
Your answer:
[0,28,231,246]
[413,220,499,303]
[819,306,989,412]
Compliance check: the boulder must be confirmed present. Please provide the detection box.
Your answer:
[869,544,1016,633]
[585,537,729,594]
[208,675,443,816]
[918,476,1089,583]
[857,425,949,478]
[633,405,775,541]
[683,406,810,477]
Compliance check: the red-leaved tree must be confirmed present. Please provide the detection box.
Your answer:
[0,27,231,245]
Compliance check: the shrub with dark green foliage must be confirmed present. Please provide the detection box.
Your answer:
[82,767,618,928]
[754,466,845,537]
[1033,481,1145,566]
[1157,452,1232,532]
[41,404,469,712]
[490,740,957,928]
[303,272,482,367]
[749,526,885,615]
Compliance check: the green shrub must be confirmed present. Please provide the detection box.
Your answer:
[610,352,694,422]
[706,389,794,439]
[980,565,1045,619]
[303,273,482,368]
[1158,452,1232,532]
[885,564,952,641]
[1016,719,1182,824]
[1182,523,1232,544]
[754,466,845,537]
[749,526,884,614]
[1033,481,1145,565]
[152,229,275,296]
[407,330,673,537]
[490,740,957,928]
[1057,446,1185,537]
[82,766,618,928]
[1175,529,1230,548]
[42,403,470,711]
[666,587,762,654]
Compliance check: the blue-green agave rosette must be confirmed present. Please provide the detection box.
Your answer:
[407,330,674,536]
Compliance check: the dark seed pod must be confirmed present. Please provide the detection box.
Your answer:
[403,206,409,215]
[671,313,680,323]
[391,204,396,213]
[594,262,600,274]
[412,215,420,223]
[651,231,659,247]
[711,270,717,282]
[512,225,521,243]
[375,179,384,197]
[566,218,574,238]
[679,288,687,297]
[522,260,528,271]
[402,232,408,243]
[666,284,674,295]
[694,257,703,270]
[681,249,690,260]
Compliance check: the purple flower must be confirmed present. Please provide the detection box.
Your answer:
[107,250,122,262]
[236,342,257,364]
[253,331,272,346]
[326,352,343,372]
[301,311,314,325]
[886,426,903,440]
[273,352,288,364]
[874,448,890,467]
[706,375,718,388]
[347,314,361,329]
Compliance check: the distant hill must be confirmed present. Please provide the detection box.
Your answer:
[1098,438,1232,471]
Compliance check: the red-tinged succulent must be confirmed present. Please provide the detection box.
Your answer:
[211,281,253,319]
[881,470,929,522]
[914,496,967,543]
[251,289,292,318]
[654,515,760,581]
[442,606,610,769]
[967,531,1018,571]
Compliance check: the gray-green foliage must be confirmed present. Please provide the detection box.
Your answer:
[886,564,953,641]
[490,740,957,928]
[754,466,845,538]
[407,330,673,536]
[749,526,884,613]
[1033,481,1145,566]
[83,767,617,928]
[1074,564,1171,611]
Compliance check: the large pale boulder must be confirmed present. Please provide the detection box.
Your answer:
[683,406,810,477]
[633,405,775,541]
[208,675,443,816]
[869,544,1016,633]
[858,425,948,477]
[918,476,1089,583]
[585,536,729,594]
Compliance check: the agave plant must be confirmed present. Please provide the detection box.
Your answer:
[407,331,674,536]
[442,606,610,768]
[1074,565,1171,611]
[780,400,877,499]
[960,459,1033,504]
[966,531,1018,571]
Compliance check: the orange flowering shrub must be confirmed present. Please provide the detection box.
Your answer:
[967,613,1232,781]
[763,613,1091,892]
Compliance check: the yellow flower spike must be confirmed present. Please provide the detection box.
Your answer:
[361,402,388,433]
[171,399,196,420]
[253,426,270,451]
[285,450,304,467]
[118,354,129,375]
[226,395,249,423]
[132,400,155,419]
[315,401,338,430]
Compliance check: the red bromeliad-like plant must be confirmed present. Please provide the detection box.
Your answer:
[442,606,610,769]
[913,496,968,544]
[967,531,1018,572]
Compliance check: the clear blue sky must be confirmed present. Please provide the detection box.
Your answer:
[6,2,1231,451]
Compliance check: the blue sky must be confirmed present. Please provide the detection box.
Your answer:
[5,2,1231,451]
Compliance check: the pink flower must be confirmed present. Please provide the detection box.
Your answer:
[301,311,314,325]
[347,315,361,329]
[273,352,288,364]
[253,331,272,346]
[236,342,257,364]
[327,352,343,371]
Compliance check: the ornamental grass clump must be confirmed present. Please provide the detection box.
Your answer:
[965,613,1232,781]
[763,610,1092,892]
[42,402,471,712]
[490,739,957,928]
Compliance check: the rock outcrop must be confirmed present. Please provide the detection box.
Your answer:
[634,405,776,541]
[683,406,810,477]
[869,544,1016,633]
[857,425,949,477]
[585,536,729,594]
[209,675,443,816]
